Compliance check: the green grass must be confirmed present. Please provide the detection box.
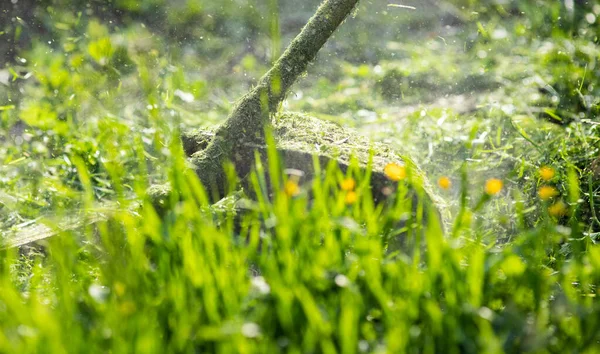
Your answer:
[1,0,600,352]
[1,143,599,353]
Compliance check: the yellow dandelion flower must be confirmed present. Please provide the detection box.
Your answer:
[437,176,451,190]
[384,163,406,181]
[548,200,567,217]
[539,166,555,181]
[484,178,503,196]
[345,191,358,204]
[340,178,356,191]
[284,180,300,197]
[538,185,558,201]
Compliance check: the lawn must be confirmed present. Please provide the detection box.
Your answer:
[1,0,600,352]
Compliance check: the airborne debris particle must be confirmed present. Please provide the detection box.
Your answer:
[387,4,416,10]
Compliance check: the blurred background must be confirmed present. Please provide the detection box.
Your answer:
[1,0,599,237]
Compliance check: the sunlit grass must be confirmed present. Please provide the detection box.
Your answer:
[1,1,600,352]
[1,138,599,352]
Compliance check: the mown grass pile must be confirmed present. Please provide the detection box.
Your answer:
[1,0,600,352]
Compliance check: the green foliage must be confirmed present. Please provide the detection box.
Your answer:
[1,0,600,353]
[454,0,599,39]
[1,143,600,352]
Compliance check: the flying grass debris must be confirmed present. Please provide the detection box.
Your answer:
[387,4,416,10]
